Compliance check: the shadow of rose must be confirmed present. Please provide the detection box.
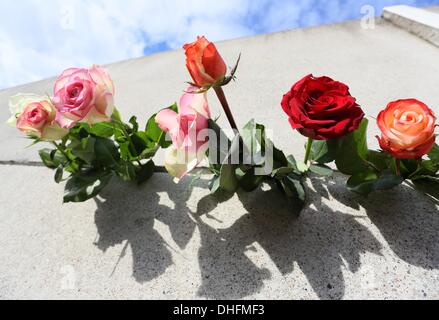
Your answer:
[91,171,438,299]
[325,176,439,270]
[194,177,383,299]
[93,174,197,283]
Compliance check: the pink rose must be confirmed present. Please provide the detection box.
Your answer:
[53,65,115,129]
[9,94,67,141]
[156,87,211,180]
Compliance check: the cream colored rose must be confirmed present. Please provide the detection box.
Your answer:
[9,94,68,141]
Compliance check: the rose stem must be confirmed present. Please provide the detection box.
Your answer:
[395,158,401,176]
[214,86,239,133]
[52,142,70,161]
[304,138,314,164]
[52,142,78,172]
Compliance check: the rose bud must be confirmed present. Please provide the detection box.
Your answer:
[377,99,437,159]
[53,65,115,129]
[8,94,67,141]
[281,74,365,140]
[183,36,227,88]
[156,87,211,180]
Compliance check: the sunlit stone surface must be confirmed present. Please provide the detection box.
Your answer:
[0,6,438,299]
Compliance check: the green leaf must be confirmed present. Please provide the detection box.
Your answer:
[208,119,232,165]
[310,140,339,164]
[411,175,439,183]
[118,142,131,161]
[111,108,123,122]
[420,160,439,175]
[286,155,300,173]
[405,159,438,180]
[347,170,404,195]
[241,119,260,156]
[218,135,240,193]
[69,123,90,139]
[39,148,65,169]
[145,113,163,142]
[54,166,64,183]
[39,148,57,169]
[70,137,96,164]
[272,166,294,177]
[400,159,419,177]
[309,164,333,176]
[296,160,310,173]
[428,143,439,164]
[273,145,288,168]
[131,132,154,157]
[335,119,369,175]
[117,161,137,182]
[278,174,306,215]
[63,171,112,203]
[89,122,114,138]
[145,103,178,148]
[129,116,139,133]
[411,177,439,203]
[112,121,129,143]
[136,160,155,185]
[209,176,221,194]
[367,150,392,171]
[373,172,404,190]
[239,170,266,192]
[94,138,120,168]
[219,164,238,192]
[138,145,160,160]
[347,171,378,195]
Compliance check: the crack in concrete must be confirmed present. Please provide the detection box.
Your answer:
[0,161,46,167]
[0,161,173,173]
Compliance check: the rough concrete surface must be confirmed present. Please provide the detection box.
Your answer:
[0,11,439,300]
[0,165,438,300]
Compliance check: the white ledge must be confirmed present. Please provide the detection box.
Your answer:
[383,5,439,47]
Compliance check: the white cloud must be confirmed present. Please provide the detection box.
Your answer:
[0,0,430,89]
[0,0,259,89]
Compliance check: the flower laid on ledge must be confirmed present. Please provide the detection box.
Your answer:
[283,80,439,196]
[377,99,436,160]
[184,36,227,89]
[8,94,67,141]
[156,87,211,180]
[53,66,115,128]
[7,36,439,211]
[281,74,365,141]
[9,65,166,203]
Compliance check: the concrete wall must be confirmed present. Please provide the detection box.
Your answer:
[0,6,438,299]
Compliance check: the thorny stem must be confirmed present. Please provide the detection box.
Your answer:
[52,142,73,162]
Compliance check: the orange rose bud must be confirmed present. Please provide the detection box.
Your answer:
[183,36,227,88]
[377,99,437,159]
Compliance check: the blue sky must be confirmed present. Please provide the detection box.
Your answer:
[0,0,438,89]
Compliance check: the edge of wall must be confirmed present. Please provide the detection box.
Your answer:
[382,5,439,47]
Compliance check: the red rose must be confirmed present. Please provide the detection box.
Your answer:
[281,74,365,140]
[183,36,227,88]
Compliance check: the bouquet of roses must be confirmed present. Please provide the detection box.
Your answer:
[8,36,438,212]
[8,66,167,202]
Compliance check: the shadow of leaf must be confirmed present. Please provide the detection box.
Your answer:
[93,175,197,283]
